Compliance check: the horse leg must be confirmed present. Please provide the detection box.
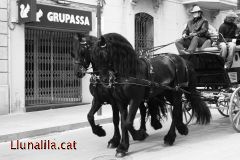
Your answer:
[116,103,129,157]
[164,92,188,145]
[108,102,121,148]
[174,93,189,136]
[163,92,178,145]
[139,102,147,131]
[148,98,163,130]
[164,117,176,145]
[87,98,106,137]
[126,99,148,141]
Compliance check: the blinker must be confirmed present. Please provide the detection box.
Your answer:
[100,43,106,48]
[80,41,87,45]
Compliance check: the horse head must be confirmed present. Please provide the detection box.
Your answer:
[72,33,92,78]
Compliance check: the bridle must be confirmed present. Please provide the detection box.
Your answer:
[73,40,92,71]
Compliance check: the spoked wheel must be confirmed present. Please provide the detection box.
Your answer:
[182,101,193,125]
[229,87,240,132]
[217,100,229,117]
[167,95,193,125]
[167,101,193,125]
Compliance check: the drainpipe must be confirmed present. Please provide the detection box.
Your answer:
[96,0,104,115]
[96,1,102,115]
[96,1,102,38]
[7,0,11,114]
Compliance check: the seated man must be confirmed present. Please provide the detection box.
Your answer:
[175,6,210,54]
[218,11,239,68]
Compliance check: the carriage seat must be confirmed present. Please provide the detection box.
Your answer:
[195,46,220,55]
[196,44,240,54]
[180,53,229,87]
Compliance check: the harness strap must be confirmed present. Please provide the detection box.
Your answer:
[139,57,153,77]
[89,73,194,100]
[139,57,156,97]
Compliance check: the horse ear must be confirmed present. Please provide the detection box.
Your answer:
[80,37,87,45]
[99,36,106,48]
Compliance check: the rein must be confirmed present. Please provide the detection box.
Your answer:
[89,72,191,94]
[116,77,190,94]
[143,41,175,53]
[140,36,192,55]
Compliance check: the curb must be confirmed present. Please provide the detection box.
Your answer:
[0,117,113,143]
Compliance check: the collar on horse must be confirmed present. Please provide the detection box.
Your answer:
[90,71,116,88]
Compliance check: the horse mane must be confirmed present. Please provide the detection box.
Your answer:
[92,33,139,77]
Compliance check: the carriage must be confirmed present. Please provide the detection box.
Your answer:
[175,47,240,132]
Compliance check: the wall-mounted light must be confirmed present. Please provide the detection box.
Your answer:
[57,0,70,4]
[131,0,140,6]
[51,0,70,5]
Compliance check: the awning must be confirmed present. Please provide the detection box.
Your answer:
[182,0,237,10]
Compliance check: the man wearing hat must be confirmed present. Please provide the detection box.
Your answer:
[175,5,210,54]
[218,11,239,68]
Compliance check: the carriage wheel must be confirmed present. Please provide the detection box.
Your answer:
[217,100,229,117]
[229,87,240,132]
[167,101,192,125]
[182,101,193,125]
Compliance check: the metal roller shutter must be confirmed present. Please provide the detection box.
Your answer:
[25,28,82,108]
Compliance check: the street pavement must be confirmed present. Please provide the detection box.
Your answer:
[0,110,239,160]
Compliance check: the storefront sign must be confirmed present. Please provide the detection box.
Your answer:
[18,0,37,23]
[29,4,92,31]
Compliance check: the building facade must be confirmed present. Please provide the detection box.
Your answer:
[0,0,9,114]
[0,0,237,115]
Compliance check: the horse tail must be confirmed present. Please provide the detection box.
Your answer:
[184,61,211,124]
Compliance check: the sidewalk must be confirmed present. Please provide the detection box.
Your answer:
[0,104,113,143]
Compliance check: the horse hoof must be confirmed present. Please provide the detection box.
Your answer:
[92,125,106,137]
[177,124,188,135]
[115,152,127,158]
[133,130,148,141]
[151,120,162,130]
[164,134,176,146]
[164,140,174,146]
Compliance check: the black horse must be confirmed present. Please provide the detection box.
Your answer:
[71,33,162,148]
[91,33,211,157]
